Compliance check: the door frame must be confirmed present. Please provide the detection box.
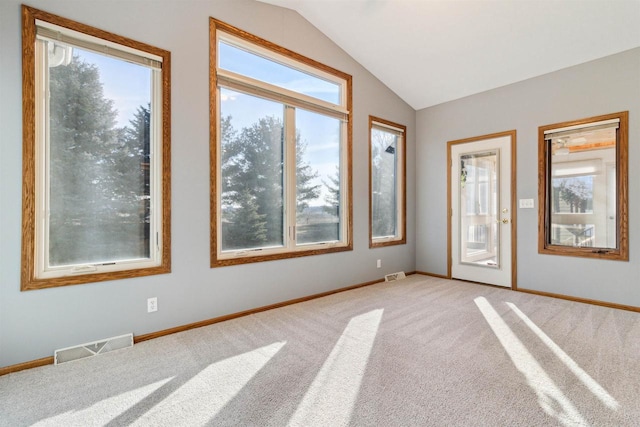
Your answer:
[447,130,518,289]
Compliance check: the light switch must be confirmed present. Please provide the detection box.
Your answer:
[519,198,534,209]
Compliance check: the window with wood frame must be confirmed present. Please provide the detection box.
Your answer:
[21,6,171,290]
[210,18,353,267]
[369,116,406,248]
[538,111,628,261]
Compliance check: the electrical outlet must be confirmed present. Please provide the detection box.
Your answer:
[147,297,158,313]
[377,259,381,268]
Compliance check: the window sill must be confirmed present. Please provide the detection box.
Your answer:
[211,243,352,268]
[370,237,406,249]
[538,245,628,262]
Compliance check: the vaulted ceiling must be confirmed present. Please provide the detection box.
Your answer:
[258,0,640,110]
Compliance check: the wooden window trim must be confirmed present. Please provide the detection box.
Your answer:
[538,111,628,261]
[209,17,353,268]
[21,6,171,290]
[369,116,407,248]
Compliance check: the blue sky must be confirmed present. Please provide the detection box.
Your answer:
[77,48,151,128]
[219,41,340,105]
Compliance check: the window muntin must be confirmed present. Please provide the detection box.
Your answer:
[22,6,171,289]
[211,18,352,266]
[369,117,406,247]
[538,112,628,260]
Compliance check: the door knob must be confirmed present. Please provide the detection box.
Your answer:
[502,218,509,224]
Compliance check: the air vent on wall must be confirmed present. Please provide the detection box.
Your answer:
[54,333,133,365]
[385,271,406,282]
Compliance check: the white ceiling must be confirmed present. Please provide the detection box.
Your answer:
[258,0,640,110]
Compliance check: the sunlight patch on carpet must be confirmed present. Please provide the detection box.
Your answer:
[130,341,286,426]
[32,377,174,426]
[288,309,383,426]
[474,297,588,426]
[506,302,619,410]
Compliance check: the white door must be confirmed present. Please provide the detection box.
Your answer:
[450,133,514,288]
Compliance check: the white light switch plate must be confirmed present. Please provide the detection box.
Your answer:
[519,199,534,209]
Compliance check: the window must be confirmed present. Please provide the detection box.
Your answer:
[369,117,406,247]
[210,18,353,266]
[459,152,498,264]
[538,112,628,261]
[21,6,171,290]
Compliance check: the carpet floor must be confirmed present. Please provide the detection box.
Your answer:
[1,275,639,426]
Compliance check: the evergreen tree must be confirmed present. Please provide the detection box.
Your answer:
[221,115,284,247]
[322,166,340,217]
[296,139,321,213]
[124,104,151,167]
[49,55,121,264]
[48,54,150,263]
[122,104,152,256]
[220,115,321,249]
[223,189,268,250]
[371,130,397,237]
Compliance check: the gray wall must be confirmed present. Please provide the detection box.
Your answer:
[416,48,640,306]
[0,0,416,368]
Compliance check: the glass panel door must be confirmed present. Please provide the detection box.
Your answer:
[459,151,499,267]
[449,132,514,289]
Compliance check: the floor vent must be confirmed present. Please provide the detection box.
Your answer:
[385,271,406,282]
[54,333,133,365]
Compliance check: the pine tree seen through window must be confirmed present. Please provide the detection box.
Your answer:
[48,49,151,265]
[211,18,352,266]
[21,6,171,289]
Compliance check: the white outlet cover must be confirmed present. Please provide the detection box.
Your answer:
[147,297,158,313]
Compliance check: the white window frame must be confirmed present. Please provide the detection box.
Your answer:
[369,117,406,247]
[211,19,353,266]
[21,6,171,290]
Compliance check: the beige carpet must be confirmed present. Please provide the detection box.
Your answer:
[1,275,639,426]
